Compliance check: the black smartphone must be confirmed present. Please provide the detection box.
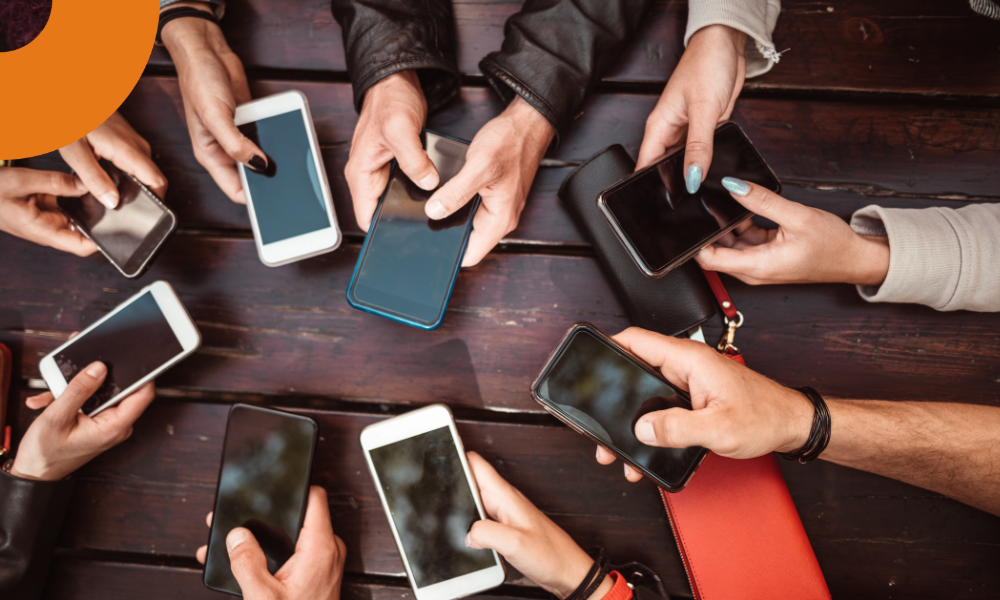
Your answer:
[204,404,319,596]
[597,122,781,278]
[346,130,480,330]
[531,323,708,492]
[57,160,177,279]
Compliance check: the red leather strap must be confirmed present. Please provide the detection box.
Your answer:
[601,571,633,600]
[700,269,738,320]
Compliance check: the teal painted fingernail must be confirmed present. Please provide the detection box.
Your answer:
[685,165,702,194]
[722,177,750,196]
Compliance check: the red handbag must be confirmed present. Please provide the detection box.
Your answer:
[658,271,830,600]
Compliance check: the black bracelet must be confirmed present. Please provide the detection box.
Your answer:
[778,386,831,464]
[156,6,219,45]
[564,548,611,600]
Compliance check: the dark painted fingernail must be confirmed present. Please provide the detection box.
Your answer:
[247,155,267,173]
[721,177,750,196]
[685,165,702,194]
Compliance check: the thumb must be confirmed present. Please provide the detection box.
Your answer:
[466,519,520,558]
[720,178,808,226]
[47,361,107,427]
[633,406,722,450]
[423,157,490,221]
[227,527,280,596]
[388,131,439,191]
[8,168,87,198]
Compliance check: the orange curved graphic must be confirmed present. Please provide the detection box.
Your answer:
[0,1,158,159]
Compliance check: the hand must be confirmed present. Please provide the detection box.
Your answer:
[345,70,439,230]
[694,178,890,286]
[59,112,168,208]
[196,487,347,600]
[424,96,555,266]
[637,24,747,193]
[0,168,98,256]
[11,361,155,481]
[594,328,815,482]
[465,452,612,600]
[160,2,266,204]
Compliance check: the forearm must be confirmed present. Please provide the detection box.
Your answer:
[822,399,1000,515]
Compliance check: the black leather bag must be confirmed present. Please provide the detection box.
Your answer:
[558,145,717,336]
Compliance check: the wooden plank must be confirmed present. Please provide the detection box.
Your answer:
[2,232,999,410]
[20,77,1000,240]
[146,0,1000,97]
[20,399,1000,600]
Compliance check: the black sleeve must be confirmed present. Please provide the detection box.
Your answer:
[0,471,74,600]
[330,0,461,114]
[479,0,653,142]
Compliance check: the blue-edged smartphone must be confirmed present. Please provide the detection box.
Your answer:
[346,130,480,330]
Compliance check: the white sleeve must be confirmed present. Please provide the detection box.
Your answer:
[685,0,782,78]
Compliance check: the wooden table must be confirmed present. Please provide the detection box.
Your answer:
[7,1,1000,598]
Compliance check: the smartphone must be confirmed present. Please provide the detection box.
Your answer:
[234,90,342,266]
[57,160,177,279]
[346,130,480,330]
[38,280,201,417]
[531,323,708,492]
[204,404,318,596]
[597,122,781,278]
[360,404,506,600]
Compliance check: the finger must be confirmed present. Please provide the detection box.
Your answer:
[196,545,208,564]
[634,405,724,450]
[60,141,120,208]
[47,362,108,427]
[623,463,644,483]
[26,392,55,410]
[45,226,99,257]
[682,105,720,195]
[720,178,810,225]
[424,158,492,220]
[344,158,389,232]
[106,143,168,199]
[595,445,617,465]
[386,130,439,191]
[294,486,338,558]
[695,244,765,281]
[611,327,718,394]
[226,528,279,596]
[467,451,524,521]
[636,113,685,171]
[466,518,521,557]
[206,511,213,528]
[94,382,155,430]
[460,205,511,268]
[200,103,267,173]
[8,168,87,198]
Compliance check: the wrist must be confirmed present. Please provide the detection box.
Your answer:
[850,235,890,286]
[502,96,555,150]
[160,8,220,54]
[9,456,48,481]
[691,24,747,56]
[776,387,815,454]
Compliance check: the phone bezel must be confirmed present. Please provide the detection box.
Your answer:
[529,322,708,493]
[57,163,178,279]
[234,90,342,267]
[37,280,202,416]
[359,404,506,600]
[596,121,782,279]
[346,130,480,330]
[203,404,319,596]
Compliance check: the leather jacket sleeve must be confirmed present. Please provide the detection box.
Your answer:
[330,0,461,114]
[479,0,654,141]
[0,471,74,600]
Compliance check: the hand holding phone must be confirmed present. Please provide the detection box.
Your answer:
[197,486,347,600]
[464,452,613,600]
[11,362,155,481]
[694,180,891,287]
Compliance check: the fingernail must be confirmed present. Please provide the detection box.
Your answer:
[417,173,440,191]
[685,165,703,194]
[624,464,633,477]
[99,192,118,208]
[227,528,247,551]
[635,420,656,443]
[596,446,601,459]
[247,155,267,173]
[425,200,448,220]
[722,176,750,196]
[74,178,88,193]
[85,362,106,378]
[465,532,473,548]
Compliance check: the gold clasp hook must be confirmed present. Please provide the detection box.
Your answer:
[717,311,744,354]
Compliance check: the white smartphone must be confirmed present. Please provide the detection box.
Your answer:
[360,405,506,600]
[38,280,201,417]
[234,90,342,266]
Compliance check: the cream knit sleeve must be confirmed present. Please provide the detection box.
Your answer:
[685,0,782,78]
[850,204,1000,312]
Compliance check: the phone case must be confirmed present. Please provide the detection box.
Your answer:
[530,322,707,492]
[557,145,717,336]
[346,130,480,331]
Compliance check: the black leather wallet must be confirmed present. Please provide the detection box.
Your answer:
[558,145,717,336]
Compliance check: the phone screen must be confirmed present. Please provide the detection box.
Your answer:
[53,290,183,414]
[205,406,318,595]
[534,329,705,489]
[58,161,174,275]
[348,132,477,328]
[602,123,780,274]
[238,110,332,244]
[368,425,497,588]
